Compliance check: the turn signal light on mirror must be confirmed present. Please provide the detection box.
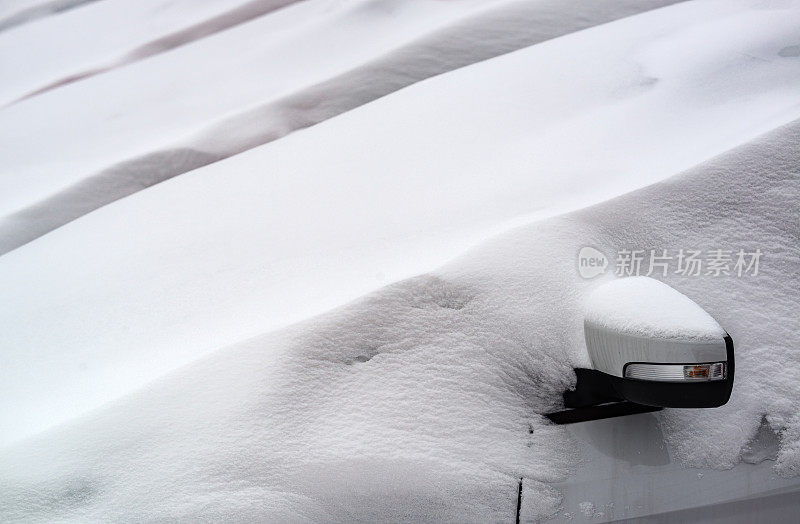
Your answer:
[684,362,725,380]
[624,362,726,382]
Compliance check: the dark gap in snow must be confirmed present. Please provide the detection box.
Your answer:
[516,477,523,524]
[28,478,99,514]
[5,67,107,105]
[0,148,222,255]
[5,0,301,107]
[0,0,100,33]
[741,416,780,464]
[407,276,473,311]
[433,295,471,310]
[346,355,373,365]
[57,482,96,507]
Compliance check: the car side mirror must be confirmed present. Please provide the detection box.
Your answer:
[552,277,734,423]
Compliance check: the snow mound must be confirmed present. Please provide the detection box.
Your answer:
[2,0,799,446]
[1,0,800,520]
[0,0,300,105]
[1,111,798,523]
[570,120,800,473]
[585,276,726,341]
[0,0,681,253]
[0,273,578,521]
[0,148,222,253]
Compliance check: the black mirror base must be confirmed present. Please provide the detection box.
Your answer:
[562,364,734,410]
[547,335,734,422]
[545,401,662,425]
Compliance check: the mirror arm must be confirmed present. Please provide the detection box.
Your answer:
[564,368,622,408]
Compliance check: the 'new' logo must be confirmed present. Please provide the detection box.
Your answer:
[578,247,608,279]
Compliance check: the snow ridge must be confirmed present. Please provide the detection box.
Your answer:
[0,0,681,254]
[2,114,798,523]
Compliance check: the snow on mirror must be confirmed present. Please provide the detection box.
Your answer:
[549,277,734,424]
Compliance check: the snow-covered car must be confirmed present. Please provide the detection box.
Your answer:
[1,0,799,521]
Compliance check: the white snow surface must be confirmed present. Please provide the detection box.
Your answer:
[2,0,800,448]
[0,0,499,214]
[1,0,800,521]
[584,277,727,341]
[2,108,798,524]
[0,0,681,253]
[0,0,299,104]
[0,0,97,32]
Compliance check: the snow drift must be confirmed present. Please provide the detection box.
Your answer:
[2,0,799,446]
[1,107,798,524]
[1,0,800,521]
[0,0,680,253]
[0,0,301,104]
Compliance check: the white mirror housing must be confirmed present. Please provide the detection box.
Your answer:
[570,277,734,409]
